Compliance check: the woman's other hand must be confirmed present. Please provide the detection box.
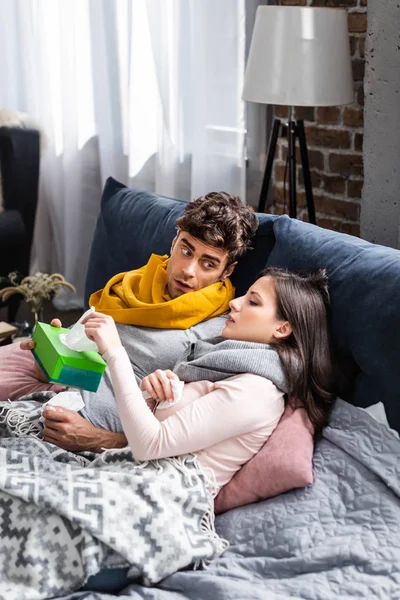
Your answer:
[140,369,178,402]
[83,312,122,355]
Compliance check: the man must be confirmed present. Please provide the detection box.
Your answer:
[7,192,258,452]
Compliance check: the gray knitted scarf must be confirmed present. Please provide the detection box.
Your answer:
[173,337,289,393]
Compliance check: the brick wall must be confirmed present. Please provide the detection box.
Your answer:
[271,0,367,236]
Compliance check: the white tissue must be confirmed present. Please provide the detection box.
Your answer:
[142,379,184,410]
[157,380,184,410]
[40,390,85,422]
[59,306,99,352]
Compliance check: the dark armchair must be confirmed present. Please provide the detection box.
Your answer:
[0,126,40,321]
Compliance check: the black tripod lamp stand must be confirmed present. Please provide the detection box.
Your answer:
[258,107,316,223]
[242,6,354,221]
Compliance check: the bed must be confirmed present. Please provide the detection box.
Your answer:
[3,178,400,599]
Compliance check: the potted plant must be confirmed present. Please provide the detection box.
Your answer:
[0,271,76,327]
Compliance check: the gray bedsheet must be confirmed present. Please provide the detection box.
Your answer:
[60,399,400,600]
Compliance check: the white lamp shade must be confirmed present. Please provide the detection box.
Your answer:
[243,6,354,107]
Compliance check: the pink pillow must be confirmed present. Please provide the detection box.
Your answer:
[214,404,314,514]
[0,343,65,400]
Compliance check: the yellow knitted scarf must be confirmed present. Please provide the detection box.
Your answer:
[89,254,234,329]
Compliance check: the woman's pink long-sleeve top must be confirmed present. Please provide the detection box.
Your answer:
[104,346,285,491]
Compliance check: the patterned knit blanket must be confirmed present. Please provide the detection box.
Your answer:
[0,396,227,600]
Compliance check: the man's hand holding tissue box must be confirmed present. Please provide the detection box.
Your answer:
[31,308,108,392]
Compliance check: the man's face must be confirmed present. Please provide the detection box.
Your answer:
[166,232,236,298]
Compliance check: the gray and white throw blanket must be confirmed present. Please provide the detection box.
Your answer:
[0,394,228,600]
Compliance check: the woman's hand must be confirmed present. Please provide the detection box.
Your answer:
[141,369,179,402]
[82,311,122,355]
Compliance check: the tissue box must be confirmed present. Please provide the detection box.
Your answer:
[32,322,106,392]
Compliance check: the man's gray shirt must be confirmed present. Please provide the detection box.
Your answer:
[80,316,227,432]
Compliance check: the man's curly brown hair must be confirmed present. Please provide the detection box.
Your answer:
[176,192,258,264]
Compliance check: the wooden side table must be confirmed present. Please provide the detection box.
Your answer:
[0,321,18,345]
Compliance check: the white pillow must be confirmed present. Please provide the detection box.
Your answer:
[363,402,399,439]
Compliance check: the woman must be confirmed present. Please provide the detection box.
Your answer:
[82,266,335,494]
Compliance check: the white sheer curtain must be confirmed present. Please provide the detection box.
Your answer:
[0,0,246,308]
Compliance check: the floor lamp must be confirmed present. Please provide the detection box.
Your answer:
[243,7,354,222]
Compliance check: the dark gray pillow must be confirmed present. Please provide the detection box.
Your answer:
[267,215,400,432]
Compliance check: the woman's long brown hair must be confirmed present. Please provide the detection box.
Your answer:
[261,267,336,439]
